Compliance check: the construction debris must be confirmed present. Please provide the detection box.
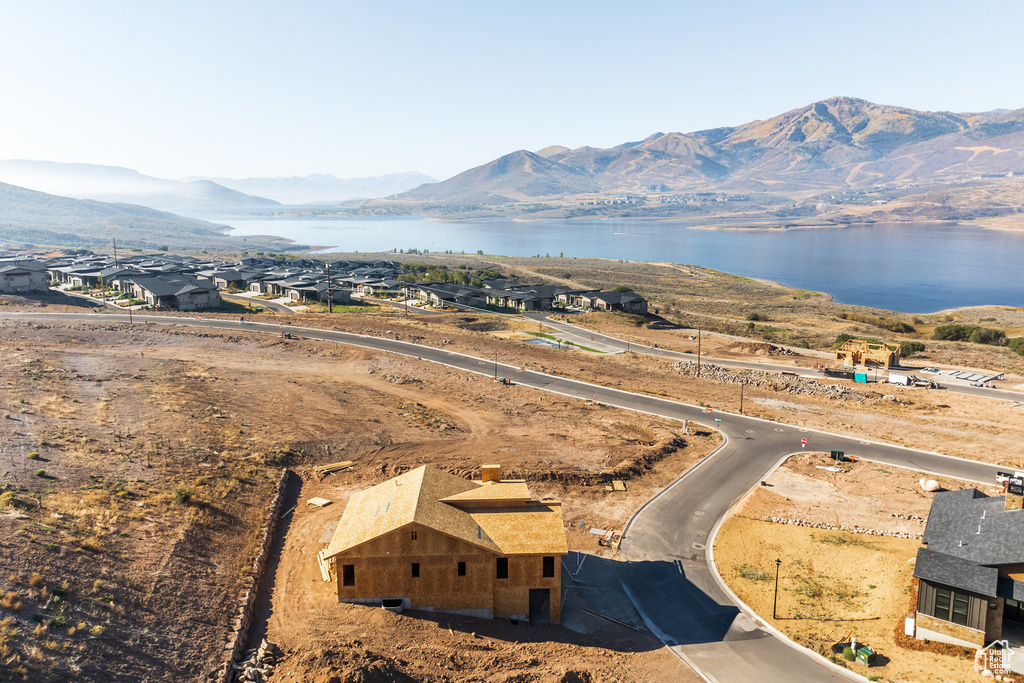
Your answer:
[314,460,354,474]
[306,497,332,507]
[612,480,626,492]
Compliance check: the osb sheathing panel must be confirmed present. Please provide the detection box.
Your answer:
[326,466,568,559]
[440,481,531,504]
[471,504,569,555]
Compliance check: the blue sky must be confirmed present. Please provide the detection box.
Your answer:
[1,0,1021,181]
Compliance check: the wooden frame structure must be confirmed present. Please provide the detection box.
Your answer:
[835,338,900,369]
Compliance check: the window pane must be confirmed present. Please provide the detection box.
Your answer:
[542,556,555,578]
[342,564,355,587]
[497,557,509,579]
[412,563,420,578]
[458,561,466,577]
[935,588,951,619]
[952,593,969,626]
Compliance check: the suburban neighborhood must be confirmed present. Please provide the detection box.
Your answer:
[0,249,648,315]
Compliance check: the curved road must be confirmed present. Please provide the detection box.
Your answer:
[537,315,1021,403]
[1,312,1004,682]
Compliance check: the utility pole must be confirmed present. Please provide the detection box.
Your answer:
[404,284,409,317]
[324,260,333,314]
[627,334,630,353]
[740,383,744,415]
[493,352,498,380]
[773,558,782,619]
[696,324,702,378]
[112,238,119,268]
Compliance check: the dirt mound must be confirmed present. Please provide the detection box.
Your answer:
[458,320,509,332]
[723,341,796,356]
[287,647,417,683]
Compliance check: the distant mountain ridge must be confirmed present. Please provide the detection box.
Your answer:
[0,182,299,251]
[196,171,437,204]
[392,97,1024,202]
[0,160,278,210]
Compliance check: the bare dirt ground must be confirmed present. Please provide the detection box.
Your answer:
[0,316,717,681]
[714,454,1002,683]
[263,476,694,683]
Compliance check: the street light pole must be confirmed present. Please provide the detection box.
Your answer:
[697,324,702,378]
[493,352,497,380]
[773,558,782,619]
[740,384,744,415]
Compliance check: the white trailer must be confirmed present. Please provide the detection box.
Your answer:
[887,372,912,386]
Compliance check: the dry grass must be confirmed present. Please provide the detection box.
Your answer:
[0,592,22,612]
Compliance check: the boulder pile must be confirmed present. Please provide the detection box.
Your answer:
[760,516,923,539]
[234,640,277,683]
[670,361,873,402]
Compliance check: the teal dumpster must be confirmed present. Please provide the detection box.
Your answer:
[854,372,867,383]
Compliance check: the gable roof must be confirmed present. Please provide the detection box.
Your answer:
[916,488,1024,597]
[324,465,567,560]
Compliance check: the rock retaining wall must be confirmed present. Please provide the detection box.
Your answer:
[209,468,291,683]
[759,515,923,539]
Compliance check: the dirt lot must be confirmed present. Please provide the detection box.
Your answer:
[714,453,995,683]
[0,316,717,681]
[262,475,694,683]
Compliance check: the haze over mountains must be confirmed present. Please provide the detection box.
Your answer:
[392,97,1024,204]
[194,172,436,205]
[0,160,279,211]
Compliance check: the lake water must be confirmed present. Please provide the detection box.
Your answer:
[208,214,1024,313]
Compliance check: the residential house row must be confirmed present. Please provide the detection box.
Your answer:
[0,250,648,315]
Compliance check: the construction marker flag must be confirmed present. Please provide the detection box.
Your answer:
[703,407,713,412]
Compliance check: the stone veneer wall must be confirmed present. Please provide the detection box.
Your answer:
[208,468,291,683]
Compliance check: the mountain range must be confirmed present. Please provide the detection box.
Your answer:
[194,171,437,204]
[390,97,1024,204]
[0,182,298,251]
[0,160,279,210]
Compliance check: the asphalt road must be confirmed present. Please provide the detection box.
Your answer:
[536,316,1022,403]
[1,311,1005,682]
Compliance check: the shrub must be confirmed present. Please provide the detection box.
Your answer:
[173,488,193,505]
[613,285,633,292]
[34,469,46,478]
[746,313,762,321]
[0,492,15,509]
[26,452,39,460]
[899,341,926,358]
[89,625,105,636]
[28,573,44,589]
[933,324,1007,345]
[842,646,856,661]
[1010,337,1024,356]
[1,592,21,612]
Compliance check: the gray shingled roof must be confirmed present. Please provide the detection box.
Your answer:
[914,547,999,597]
[915,488,1024,597]
[922,489,1024,566]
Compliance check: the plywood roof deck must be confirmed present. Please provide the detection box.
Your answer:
[324,466,567,559]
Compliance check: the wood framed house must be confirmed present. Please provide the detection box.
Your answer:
[912,488,1024,650]
[320,465,567,624]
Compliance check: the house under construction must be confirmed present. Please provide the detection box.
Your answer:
[318,464,568,624]
[835,339,901,369]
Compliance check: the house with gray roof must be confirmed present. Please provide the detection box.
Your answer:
[0,261,49,293]
[913,488,1024,649]
[125,275,220,311]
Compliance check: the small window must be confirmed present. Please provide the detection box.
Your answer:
[990,601,998,610]
[542,556,555,578]
[342,564,355,587]
[952,592,970,626]
[496,557,509,579]
[458,561,467,577]
[411,563,420,578]
[411,530,418,541]
[935,588,951,620]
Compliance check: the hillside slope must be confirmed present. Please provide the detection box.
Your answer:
[0,182,295,250]
[0,160,278,210]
